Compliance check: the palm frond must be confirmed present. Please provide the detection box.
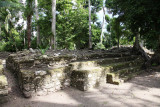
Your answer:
[0,1,20,8]
[5,13,12,32]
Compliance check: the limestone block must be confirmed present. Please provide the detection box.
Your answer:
[106,73,115,83]
[71,68,104,91]
[0,75,8,103]
[0,75,8,89]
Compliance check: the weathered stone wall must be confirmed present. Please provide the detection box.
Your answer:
[0,59,8,103]
[70,68,107,91]
[18,66,71,97]
[6,48,143,98]
[6,50,75,98]
[0,75,8,103]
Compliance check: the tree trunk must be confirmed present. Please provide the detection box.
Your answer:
[158,34,160,52]
[24,30,25,48]
[133,31,150,61]
[88,0,92,49]
[50,36,54,49]
[0,23,1,36]
[51,0,56,50]
[133,31,141,52]
[117,36,120,49]
[134,32,140,49]
[115,19,120,49]
[144,24,160,68]
[35,0,40,47]
[100,7,105,44]
[27,14,32,49]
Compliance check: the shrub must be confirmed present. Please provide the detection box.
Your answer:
[94,43,106,49]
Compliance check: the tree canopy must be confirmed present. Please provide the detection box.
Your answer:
[0,0,159,55]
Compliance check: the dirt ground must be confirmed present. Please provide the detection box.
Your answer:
[1,68,160,107]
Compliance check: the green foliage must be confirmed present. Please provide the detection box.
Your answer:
[37,0,97,50]
[92,24,101,45]
[91,0,103,12]
[5,13,12,32]
[141,30,158,51]
[24,0,34,16]
[94,43,105,50]
[5,29,24,52]
[106,0,160,51]
[152,63,158,66]
[1,37,23,52]
[105,16,133,48]
[0,27,24,52]
[1,0,155,52]
[39,45,49,55]
[105,15,111,23]
[31,37,37,49]
[120,37,134,45]
[0,41,6,51]
[0,1,21,8]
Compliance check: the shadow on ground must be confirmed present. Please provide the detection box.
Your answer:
[1,69,160,107]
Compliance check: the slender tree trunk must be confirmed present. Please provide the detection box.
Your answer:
[134,32,140,49]
[35,0,40,47]
[133,28,141,49]
[24,30,25,48]
[0,23,1,36]
[50,36,54,48]
[88,0,92,49]
[27,14,32,49]
[133,29,150,60]
[51,0,56,50]
[117,36,120,49]
[158,34,160,52]
[100,7,105,44]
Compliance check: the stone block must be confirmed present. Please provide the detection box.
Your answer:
[0,75,8,89]
[106,73,115,83]
[0,75,8,103]
[71,68,105,91]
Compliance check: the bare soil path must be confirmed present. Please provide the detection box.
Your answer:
[1,68,160,107]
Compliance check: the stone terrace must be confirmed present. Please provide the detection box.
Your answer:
[6,47,144,98]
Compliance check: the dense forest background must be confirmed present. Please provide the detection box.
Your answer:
[0,0,159,53]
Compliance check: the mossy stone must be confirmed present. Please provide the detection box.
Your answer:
[106,73,115,83]
[0,65,3,75]
[113,80,121,85]
[0,75,8,88]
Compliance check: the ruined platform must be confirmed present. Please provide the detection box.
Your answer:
[6,48,144,98]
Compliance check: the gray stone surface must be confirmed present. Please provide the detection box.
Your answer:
[6,48,144,98]
[0,71,8,103]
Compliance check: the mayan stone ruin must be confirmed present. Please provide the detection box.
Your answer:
[4,47,144,98]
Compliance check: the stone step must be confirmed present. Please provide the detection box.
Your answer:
[70,57,143,90]
[70,67,105,91]
[69,55,139,70]
[106,66,142,85]
[101,57,143,72]
[6,52,132,71]
[120,70,144,82]
[77,52,132,60]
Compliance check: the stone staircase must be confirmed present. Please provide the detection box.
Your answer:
[69,54,144,91]
[6,48,145,98]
